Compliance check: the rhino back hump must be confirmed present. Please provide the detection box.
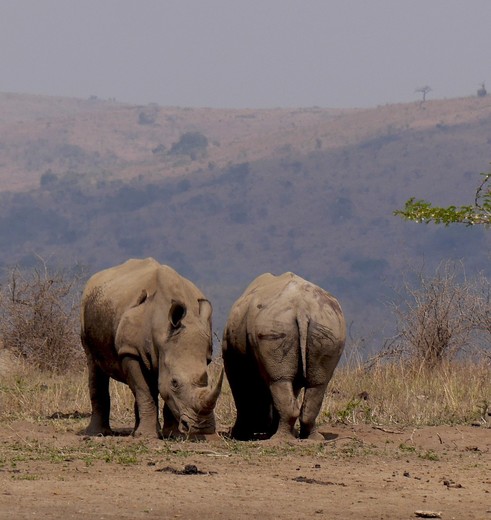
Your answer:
[235,271,345,349]
[81,258,158,338]
[81,259,206,350]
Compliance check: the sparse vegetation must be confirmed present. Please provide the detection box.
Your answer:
[385,262,490,366]
[323,358,490,427]
[169,131,208,159]
[138,108,158,125]
[0,259,84,372]
[39,170,59,189]
[1,350,489,431]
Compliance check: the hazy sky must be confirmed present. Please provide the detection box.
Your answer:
[1,1,490,109]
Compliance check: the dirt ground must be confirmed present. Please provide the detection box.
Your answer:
[0,420,489,520]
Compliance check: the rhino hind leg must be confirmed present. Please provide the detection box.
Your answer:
[85,356,113,436]
[299,384,328,440]
[269,380,300,439]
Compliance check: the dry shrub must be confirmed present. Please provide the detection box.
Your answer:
[467,271,491,358]
[0,260,84,372]
[387,262,490,367]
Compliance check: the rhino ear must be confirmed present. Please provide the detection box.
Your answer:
[169,301,186,329]
[133,289,148,307]
[198,299,212,322]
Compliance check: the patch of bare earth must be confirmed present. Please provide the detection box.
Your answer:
[0,421,489,519]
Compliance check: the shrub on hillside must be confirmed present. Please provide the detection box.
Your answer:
[169,131,208,159]
[0,260,84,372]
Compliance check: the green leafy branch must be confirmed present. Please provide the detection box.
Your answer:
[394,172,491,226]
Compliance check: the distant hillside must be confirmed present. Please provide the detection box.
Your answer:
[0,93,490,350]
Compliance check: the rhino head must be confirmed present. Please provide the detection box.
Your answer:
[155,298,223,437]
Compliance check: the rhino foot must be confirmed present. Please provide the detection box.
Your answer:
[305,431,325,441]
[270,428,298,441]
[133,426,163,439]
[84,426,114,437]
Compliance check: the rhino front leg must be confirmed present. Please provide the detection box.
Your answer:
[299,384,327,440]
[85,352,113,436]
[269,380,300,439]
[162,403,181,438]
[121,356,162,439]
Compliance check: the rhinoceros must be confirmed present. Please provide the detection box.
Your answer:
[222,272,345,440]
[80,258,222,439]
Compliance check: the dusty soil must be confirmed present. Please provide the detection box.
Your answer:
[0,420,489,520]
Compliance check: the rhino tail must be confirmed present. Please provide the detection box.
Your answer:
[297,315,309,380]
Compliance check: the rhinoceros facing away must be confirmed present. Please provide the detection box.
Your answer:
[80,258,222,439]
[222,272,345,440]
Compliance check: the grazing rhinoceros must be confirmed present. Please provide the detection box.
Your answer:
[80,258,223,439]
[222,272,345,440]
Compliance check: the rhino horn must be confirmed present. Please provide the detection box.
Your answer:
[199,366,224,412]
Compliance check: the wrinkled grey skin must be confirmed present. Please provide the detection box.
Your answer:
[222,272,346,441]
[80,258,222,439]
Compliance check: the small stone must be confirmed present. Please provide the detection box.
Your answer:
[414,511,442,518]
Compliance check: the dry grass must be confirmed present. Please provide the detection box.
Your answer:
[323,359,490,427]
[0,357,132,428]
[1,355,489,433]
